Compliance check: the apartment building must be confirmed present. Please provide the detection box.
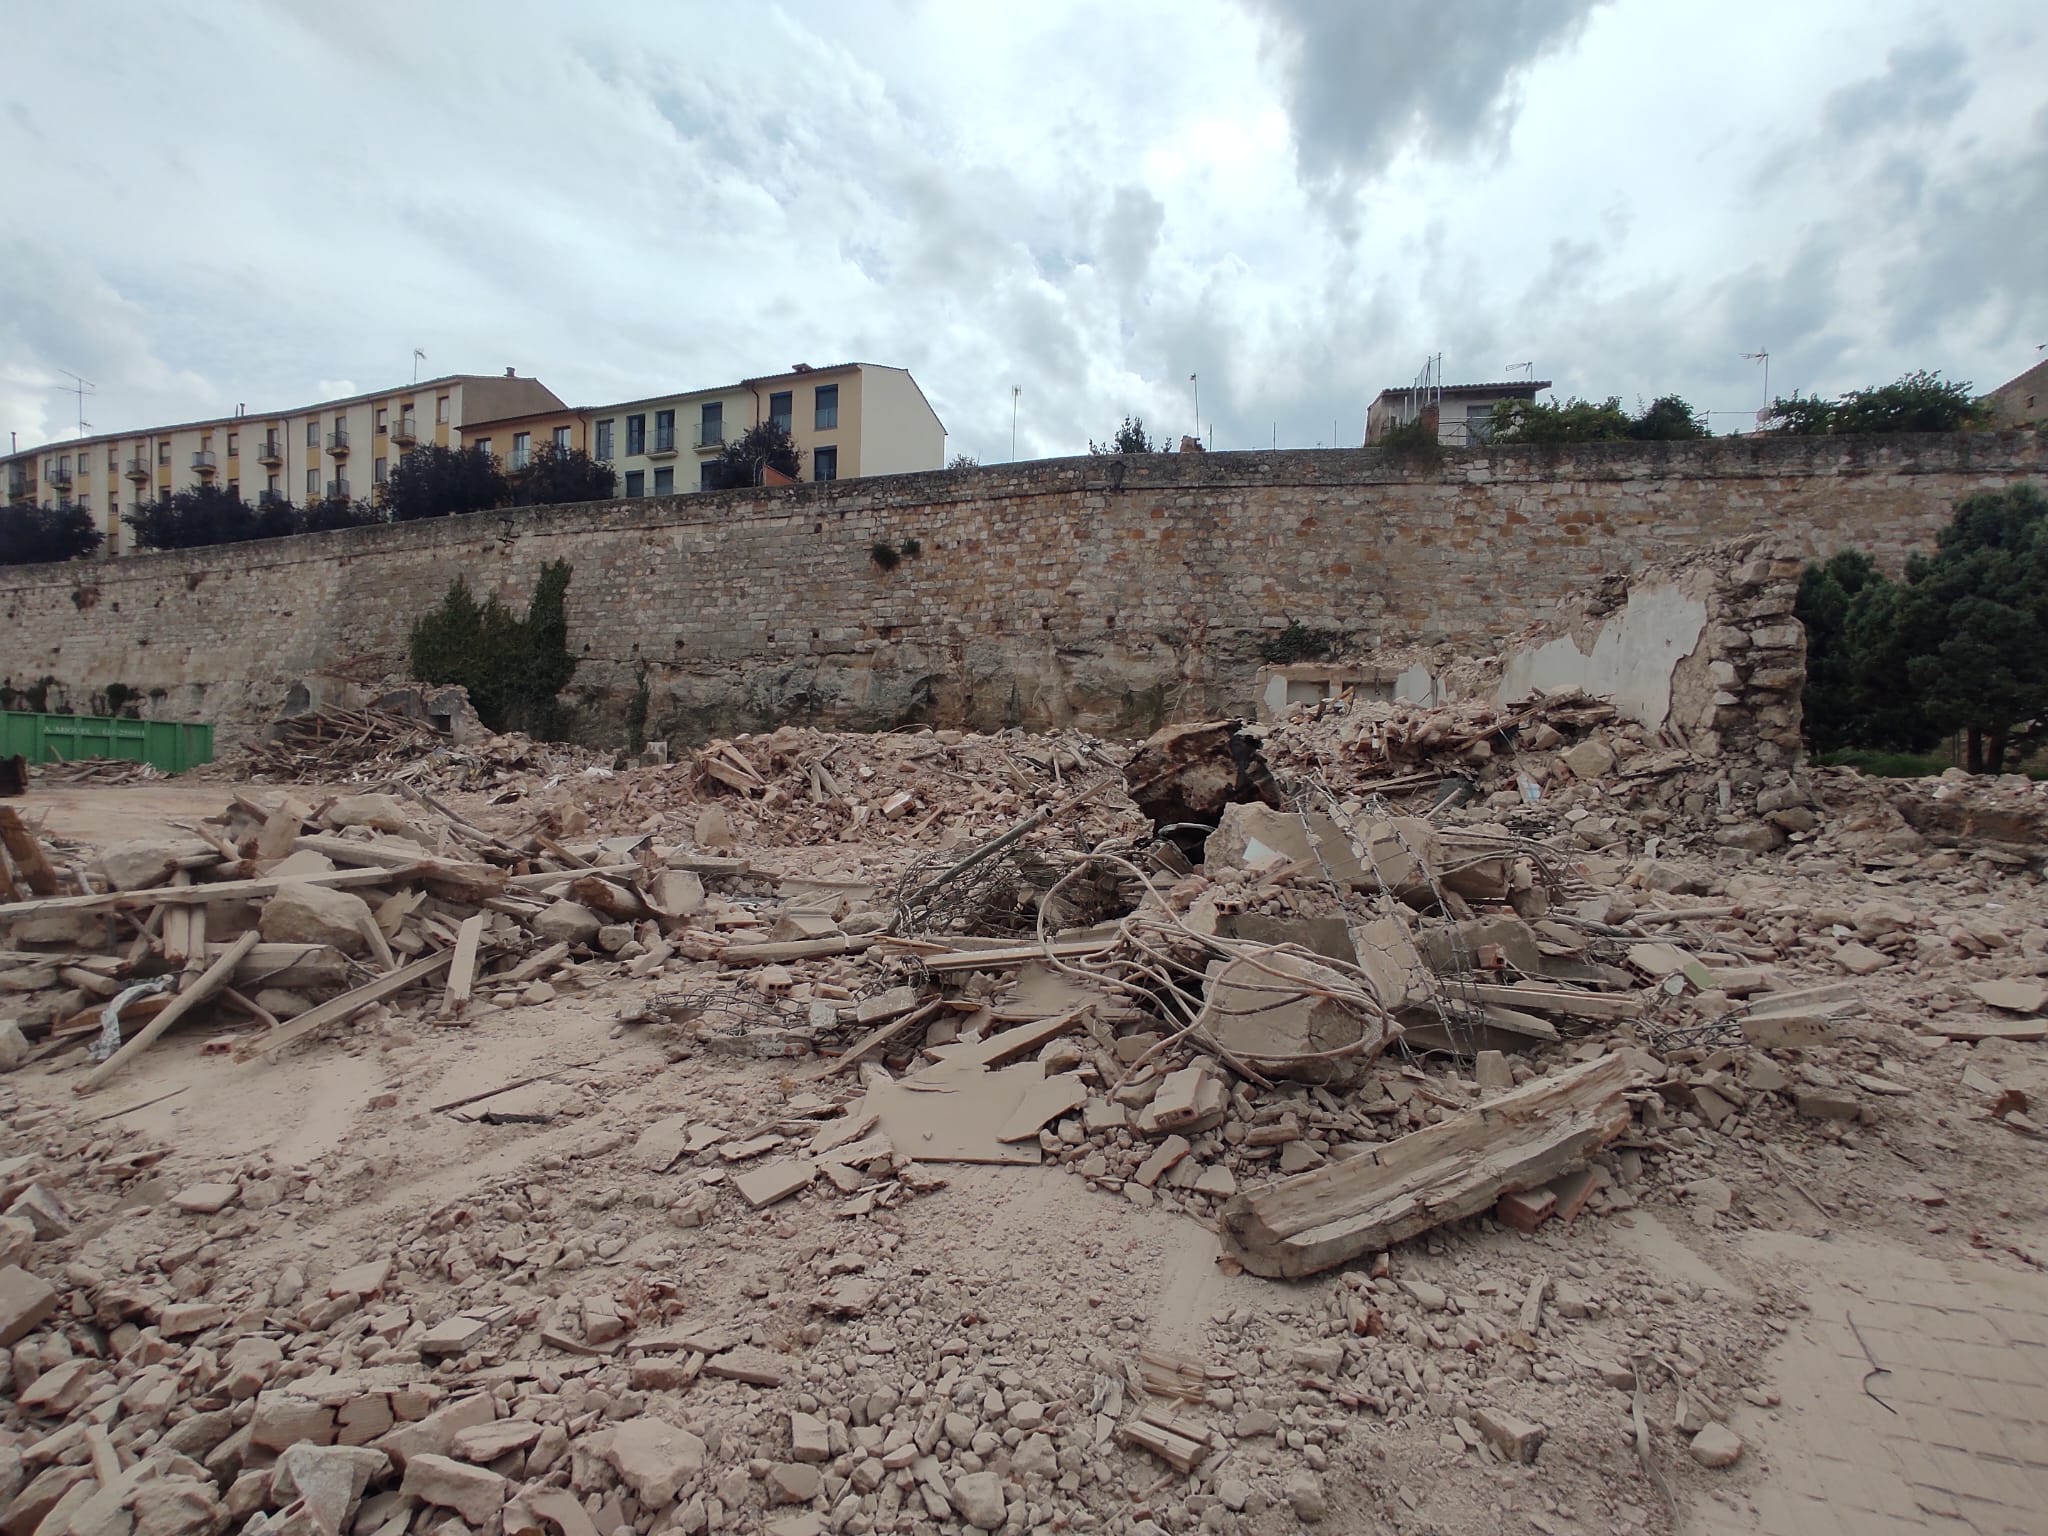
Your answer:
[2,371,565,553]
[577,362,945,497]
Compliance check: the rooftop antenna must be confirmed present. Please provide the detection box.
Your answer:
[1741,349,1770,406]
[1010,386,1020,461]
[1504,361,1534,381]
[413,348,427,385]
[53,370,95,437]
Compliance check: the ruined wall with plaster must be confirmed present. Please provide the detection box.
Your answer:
[0,432,2038,743]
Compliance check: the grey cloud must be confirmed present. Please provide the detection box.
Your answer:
[1822,40,1973,141]
[1242,0,1602,197]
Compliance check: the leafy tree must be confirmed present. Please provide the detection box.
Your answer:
[1796,550,1934,753]
[706,421,803,491]
[1893,484,2048,772]
[1764,370,1989,435]
[1628,395,1710,440]
[1088,416,1162,454]
[1493,394,1708,444]
[297,495,384,534]
[407,559,577,738]
[124,485,295,550]
[0,504,103,564]
[947,453,980,470]
[509,443,617,506]
[384,444,509,522]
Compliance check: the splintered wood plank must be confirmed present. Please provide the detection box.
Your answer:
[0,808,60,896]
[917,1004,1095,1076]
[1464,982,1642,1022]
[1218,1053,1633,1278]
[75,931,260,1096]
[443,914,486,1015]
[235,948,454,1062]
[0,864,399,922]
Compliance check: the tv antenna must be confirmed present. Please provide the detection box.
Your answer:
[1741,350,1770,407]
[1504,361,1534,380]
[52,370,96,437]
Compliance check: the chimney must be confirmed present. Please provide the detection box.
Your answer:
[505,368,516,379]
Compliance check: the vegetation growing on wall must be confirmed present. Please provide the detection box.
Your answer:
[1764,370,1990,435]
[1799,483,2048,772]
[1492,394,1710,443]
[1258,619,1339,664]
[124,486,379,550]
[408,560,577,738]
[0,504,103,564]
[706,422,804,491]
[1089,416,1164,454]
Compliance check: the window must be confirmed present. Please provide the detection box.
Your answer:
[769,391,793,433]
[107,446,117,470]
[553,425,571,451]
[225,481,236,501]
[814,384,838,430]
[267,474,279,496]
[306,469,319,497]
[813,446,838,481]
[159,487,172,505]
[333,413,346,433]
[226,431,238,457]
[473,437,491,459]
[436,394,450,424]
[376,407,388,436]
[699,463,718,492]
[654,409,675,453]
[595,419,615,460]
[158,440,171,464]
[200,435,211,452]
[653,466,674,496]
[626,414,646,456]
[700,402,722,447]
[511,432,531,469]
[306,420,319,447]
[76,494,88,512]
[625,469,644,497]
[374,456,388,485]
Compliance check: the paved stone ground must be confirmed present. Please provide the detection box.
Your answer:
[1688,1237,2048,1536]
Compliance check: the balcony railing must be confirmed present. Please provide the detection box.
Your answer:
[326,479,350,501]
[6,472,31,500]
[257,439,283,465]
[692,422,725,451]
[191,450,217,474]
[258,490,286,507]
[645,427,679,458]
[44,464,73,488]
[390,415,419,445]
[125,457,151,481]
[326,429,350,455]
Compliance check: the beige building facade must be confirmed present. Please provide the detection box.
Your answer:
[3,372,565,553]
[582,362,945,497]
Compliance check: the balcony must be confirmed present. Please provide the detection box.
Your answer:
[44,464,73,489]
[258,490,286,507]
[6,471,32,502]
[191,450,218,476]
[390,415,419,446]
[646,427,679,459]
[326,429,351,456]
[256,439,283,466]
[125,457,151,482]
[692,422,725,452]
[326,479,351,501]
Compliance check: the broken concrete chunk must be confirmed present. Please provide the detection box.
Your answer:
[170,1182,239,1216]
[400,1453,508,1526]
[1194,949,1391,1084]
[530,901,602,946]
[259,883,377,955]
[1474,1406,1545,1463]
[1138,1060,1229,1136]
[416,1312,493,1360]
[251,1388,340,1451]
[1970,978,2048,1015]
[603,1419,706,1507]
[733,1159,816,1209]
[1688,1422,1744,1468]
[1205,802,1371,887]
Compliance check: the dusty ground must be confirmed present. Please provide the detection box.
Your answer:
[6,772,2048,1536]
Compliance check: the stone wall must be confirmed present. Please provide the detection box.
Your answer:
[1,432,2040,744]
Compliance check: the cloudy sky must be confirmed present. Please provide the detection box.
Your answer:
[2,0,2043,461]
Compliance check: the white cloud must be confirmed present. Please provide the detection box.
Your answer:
[0,0,2041,465]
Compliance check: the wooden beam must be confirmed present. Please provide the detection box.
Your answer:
[0,865,399,922]
[720,935,877,967]
[443,913,485,1016]
[288,835,504,901]
[234,948,455,1062]
[75,930,261,1096]
[0,808,59,896]
[1464,982,1642,1022]
[1218,1053,1633,1278]
[785,999,945,1084]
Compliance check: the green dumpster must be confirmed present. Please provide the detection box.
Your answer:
[0,711,214,774]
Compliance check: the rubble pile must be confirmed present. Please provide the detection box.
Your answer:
[2,678,2047,1534]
